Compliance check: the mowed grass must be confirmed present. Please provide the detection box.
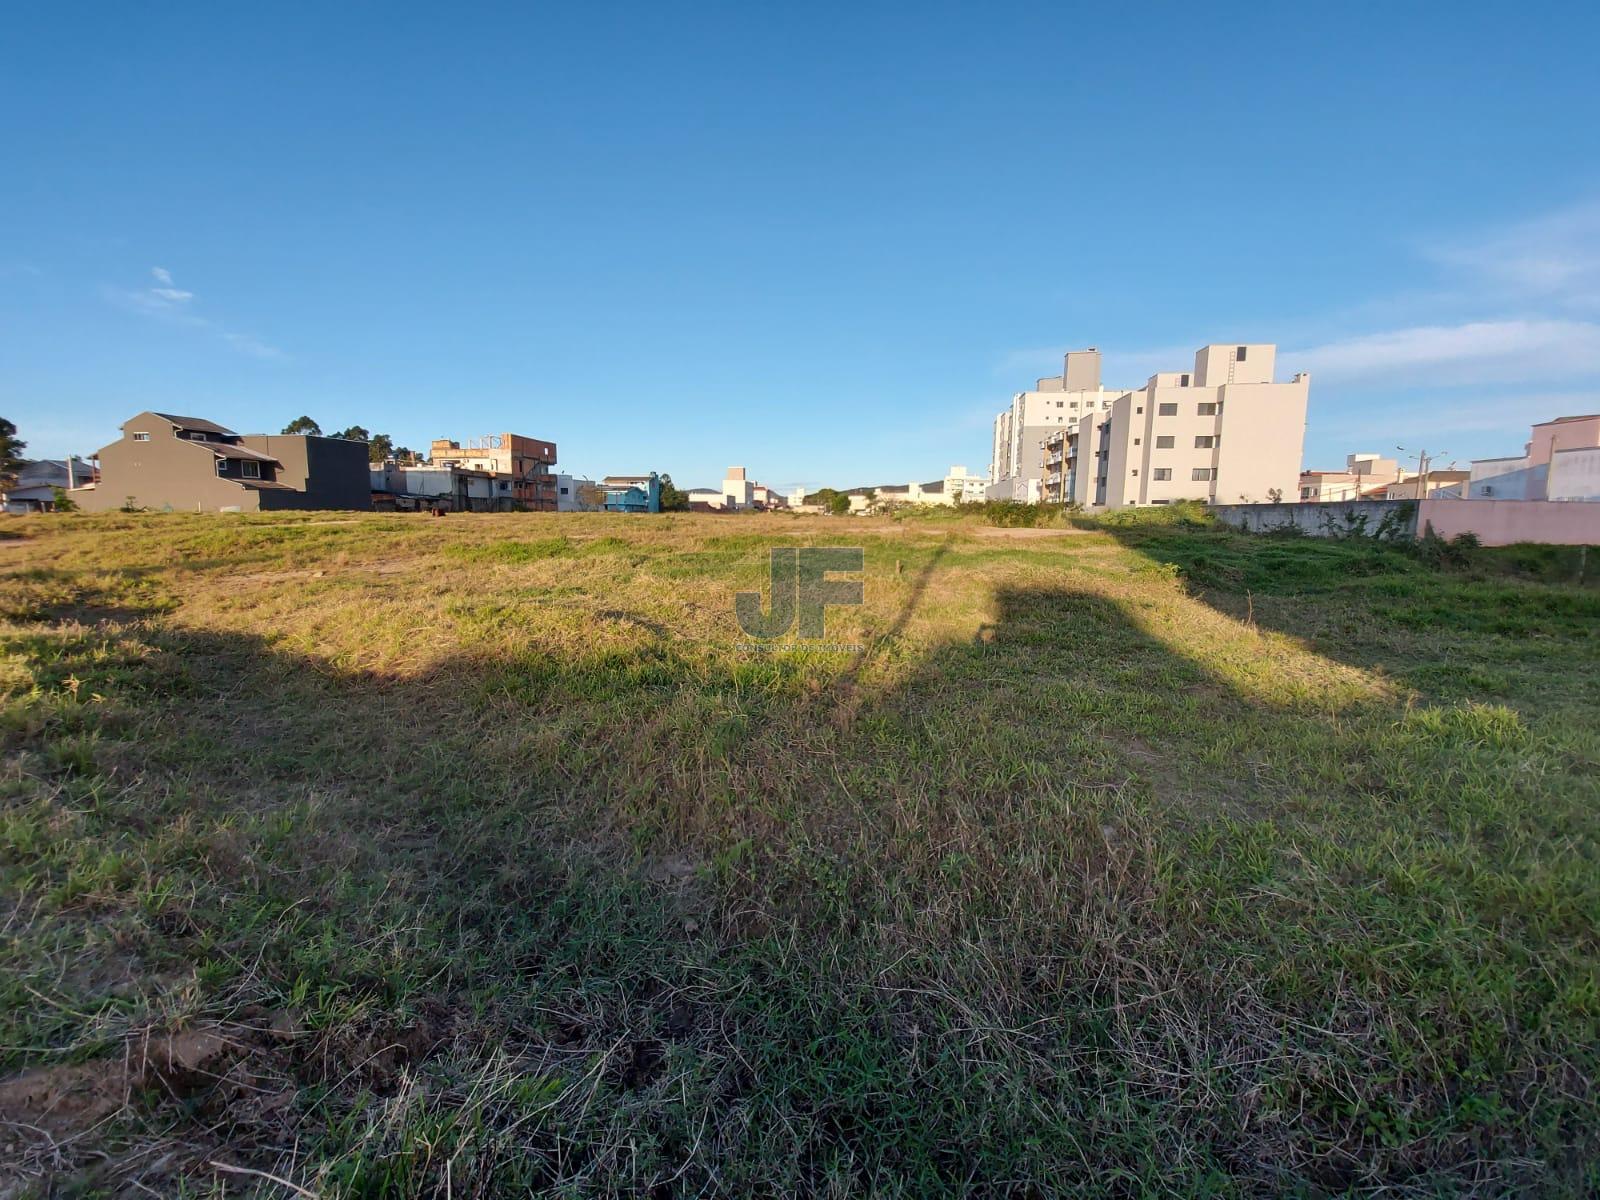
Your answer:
[0,509,1596,1197]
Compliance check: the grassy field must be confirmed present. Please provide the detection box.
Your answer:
[0,509,1596,1197]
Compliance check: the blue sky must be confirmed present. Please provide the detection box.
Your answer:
[5,1,1600,491]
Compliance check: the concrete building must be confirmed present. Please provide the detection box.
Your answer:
[3,458,97,513]
[428,433,558,511]
[1298,453,1404,502]
[78,412,371,512]
[1469,414,1600,502]
[371,463,515,511]
[989,349,1121,502]
[1381,470,1469,500]
[1061,344,1309,509]
[721,466,755,510]
[554,473,604,511]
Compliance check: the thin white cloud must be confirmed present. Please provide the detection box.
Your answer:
[1289,319,1600,385]
[1425,201,1600,311]
[106,267,282,359]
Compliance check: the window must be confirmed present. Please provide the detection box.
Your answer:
[1158,402,1178,416]
[1192,467,1215,481]
[1180,374,1190,387]
[186,431,210,441]
[1153,468,1172,481]
[1131,469,1139,477]
[559,486,569,495]
[1194,435,1215,449]
[1136,406,1143,414]
[1156,435,1174,449]
[1133,438,1141,446]
[214,457,227,475]
[132,431,150,442]
[241,460,260,478]
[1197,402,1216,416]
[1236,346,1247,360]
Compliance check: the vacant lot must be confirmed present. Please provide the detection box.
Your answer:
[1,510,1596,1196]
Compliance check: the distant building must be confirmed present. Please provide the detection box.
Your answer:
[1380,471,1469,501]
[77,412,371,512]
[372,463,512,511]
[554,473,603,511]
[1060,344,1309,508]
[3,457,97,513]
[429,433,558,511]
[605,473,661,513]
[1469,414,1600,502]
[990,349,1120,502]
[1298,453,1404,502]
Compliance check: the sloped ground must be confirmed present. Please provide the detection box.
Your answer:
[0,510,1596,1196]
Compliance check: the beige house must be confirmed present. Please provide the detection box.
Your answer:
[1062,344,1309,508]
[76,412,372,512]
[1381,471,1469,500]
[1298,453,1404,502]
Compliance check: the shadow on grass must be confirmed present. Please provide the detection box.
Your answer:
[0,559,1595,1197]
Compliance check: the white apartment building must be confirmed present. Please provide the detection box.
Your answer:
[1063,343,1309,508]
[989,349,1122,501]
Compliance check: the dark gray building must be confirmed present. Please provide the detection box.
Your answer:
[78,412,372,512]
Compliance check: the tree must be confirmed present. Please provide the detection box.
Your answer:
[367,433,394,463]
[0,418,26,486]
[333,425,370,442]
[281,415,322,436]
[51,486,78,513]
[658,473,689,511]
[828,491,852,517]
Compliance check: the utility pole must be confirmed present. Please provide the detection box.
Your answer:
[1397,446,1445,500]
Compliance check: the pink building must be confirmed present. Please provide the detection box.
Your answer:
[1469,414,1600,502]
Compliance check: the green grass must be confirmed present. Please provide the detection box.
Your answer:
[0,509,1596,1196]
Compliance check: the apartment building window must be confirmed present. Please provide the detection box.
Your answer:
[214,457,227,475]
[1156,435,1174,449]
[1197,402,1216,416]
[1158,402,1177,416]
[1236,346,1247,360]
[1133,438,1141,446]
[132,431,149,441]
[1136,406,1143,414]
[1153,468,1172,481]
[1192,467,1215,481]
[1194,435,1215,449]
[241,460,260,479]
[186,431,210,441]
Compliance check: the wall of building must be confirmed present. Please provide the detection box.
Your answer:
[1213,377,1309,504]
[242,435,372,510]
[1468,457,1544,500]
[1549,447,1600,501]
